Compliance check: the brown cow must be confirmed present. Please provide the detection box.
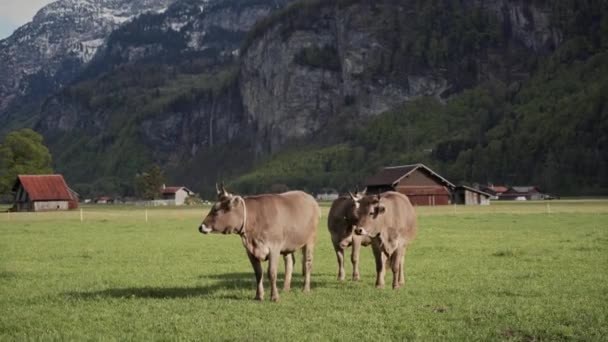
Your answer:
[327,192,372,281]
[352,191,417,289]
[198,185,320,302]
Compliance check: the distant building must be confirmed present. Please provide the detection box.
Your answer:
[95,196,114,204]
[364,163,455,206]
[481,185,508,200]
[316,188,339,202]
[453,185,492,205]
[161,185,194,205]
[500,186,546,201]
[12,175,78,212]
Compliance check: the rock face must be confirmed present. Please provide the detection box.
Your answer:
[0,0,176,118]
[239,0,562,153]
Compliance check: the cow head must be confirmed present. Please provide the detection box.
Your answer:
[198,183,246,235]
[351,193,386,237]
[342,189,366,229]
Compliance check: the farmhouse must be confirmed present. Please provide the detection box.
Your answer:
[500,186,546,201]
[161,185,194,205]
[12,175,78,212]
[453,185,492,205]
[364,163,455,206]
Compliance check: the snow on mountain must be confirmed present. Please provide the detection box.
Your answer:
[0,0,178,115]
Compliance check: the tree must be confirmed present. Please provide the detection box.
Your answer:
[0,129,53,194]
[134,165,164,200]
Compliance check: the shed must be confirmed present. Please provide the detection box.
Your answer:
[364,163,455,206]
[161,185,195,205]
[12,175,78,212]
[453,185,492,205]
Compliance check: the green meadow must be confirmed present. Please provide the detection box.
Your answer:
[0,201,607,341]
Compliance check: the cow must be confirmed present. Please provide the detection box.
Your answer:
[327,191,372,281]
[198,184,320,302]
[351,191,417,289]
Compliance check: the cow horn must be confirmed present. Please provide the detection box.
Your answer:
[220,182,228,196]
[349,191,359,202]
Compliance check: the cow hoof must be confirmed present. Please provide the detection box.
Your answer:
[283,287,291,292]
[254,296,264,301]
[375,284,385,289]
[271,296,279,302]
[353,276,361,282]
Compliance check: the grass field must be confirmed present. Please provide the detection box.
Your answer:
[1,201,607,340]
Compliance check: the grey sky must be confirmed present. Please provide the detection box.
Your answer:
[0,1,55,39]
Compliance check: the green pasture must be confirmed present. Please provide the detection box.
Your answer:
[0,201,607,340]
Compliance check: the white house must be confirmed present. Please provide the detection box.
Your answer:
[161,185,195,205]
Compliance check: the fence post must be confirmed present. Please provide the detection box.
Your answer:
[80,208,84,222]
[546,203,551,215]
[145,209,148,223]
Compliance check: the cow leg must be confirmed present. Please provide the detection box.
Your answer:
[247,252,264,301]
[332,240,346,281]
[372,242,386,289]
[268,251,280,302]
[302,243,313,292]
[399,247,406,286]
[283,253,293,291]
[351,238,361,281]
[391,248,404,289]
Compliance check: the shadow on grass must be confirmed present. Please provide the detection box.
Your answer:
[65,272,335,301]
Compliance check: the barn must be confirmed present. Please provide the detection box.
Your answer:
[12,175,78,212]
[161,185,194,205]
[453,185,492,205]
[364,164,455,206]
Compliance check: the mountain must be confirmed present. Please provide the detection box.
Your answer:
[3,0,607,197]
[0,0,177,131]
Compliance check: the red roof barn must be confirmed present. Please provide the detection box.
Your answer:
[364,164,455,206]
[12,175,78,212]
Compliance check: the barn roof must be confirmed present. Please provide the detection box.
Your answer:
[13,175,73,201]
[488,186,508,193]
[365,163,455,188]
[161,186,194,195]
[508,186,541,194]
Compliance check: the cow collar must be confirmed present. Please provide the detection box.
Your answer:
[235,196,247,236]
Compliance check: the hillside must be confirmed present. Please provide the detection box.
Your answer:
[3,0,607,197]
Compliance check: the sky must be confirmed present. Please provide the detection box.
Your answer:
[0,1,55,39]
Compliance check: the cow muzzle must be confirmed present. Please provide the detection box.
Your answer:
[354,227,369,236]
[199,224,212,234]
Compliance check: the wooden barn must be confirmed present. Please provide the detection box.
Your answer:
[453,185,492,205]
[364,164,455,206]
[12,175,78,212]
[161,185,194,205]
